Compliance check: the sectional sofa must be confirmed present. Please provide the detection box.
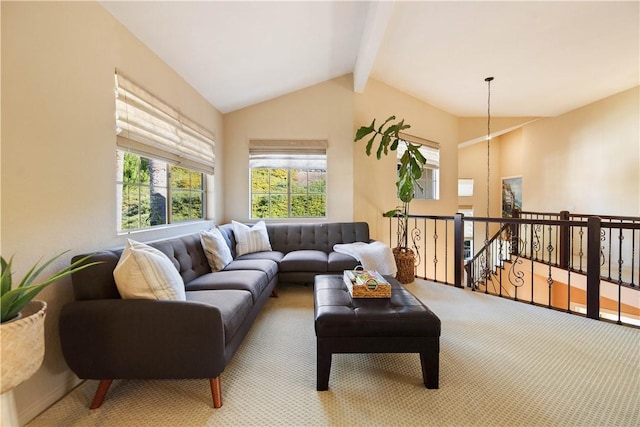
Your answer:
[59,221,370,409]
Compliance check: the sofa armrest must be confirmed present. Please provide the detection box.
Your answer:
[59,299,227,380]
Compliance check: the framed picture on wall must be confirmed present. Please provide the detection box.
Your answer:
[502,176,522,218]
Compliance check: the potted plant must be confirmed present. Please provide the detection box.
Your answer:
[1,252,99,395]
[354,116,427,283]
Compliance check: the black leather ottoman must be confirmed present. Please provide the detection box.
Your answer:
[314,274,441,391]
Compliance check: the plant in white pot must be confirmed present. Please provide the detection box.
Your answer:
[1,252,99,395]
[354,116,427,283]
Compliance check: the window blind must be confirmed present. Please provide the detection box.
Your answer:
[249,140,327,169]
[115,71,216,174]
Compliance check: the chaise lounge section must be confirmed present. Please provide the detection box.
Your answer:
[59,221,370,409]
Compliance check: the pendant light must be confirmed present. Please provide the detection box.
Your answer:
[485,76,494,218]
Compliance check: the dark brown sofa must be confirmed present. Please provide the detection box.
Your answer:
[59,222,369,409]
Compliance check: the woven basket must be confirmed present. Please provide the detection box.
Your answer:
[0,300,47,394]
[393,247,415,284]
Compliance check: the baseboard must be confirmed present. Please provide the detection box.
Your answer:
[19,376,82,425]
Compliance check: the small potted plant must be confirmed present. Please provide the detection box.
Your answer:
[354,116,427,283]
[1,252,99,394]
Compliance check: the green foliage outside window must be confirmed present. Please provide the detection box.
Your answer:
[118,151,205,231]
[251,168,326,218]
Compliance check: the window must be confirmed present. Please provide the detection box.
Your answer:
[249,140,327,219]
[117,151,205,231]
[114,71,214,231]
[458,179,474,197]
[464,239,473,260]
[396,134,439,200]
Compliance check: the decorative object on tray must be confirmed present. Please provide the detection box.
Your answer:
[354,116,427,284]
[343,269,391,298]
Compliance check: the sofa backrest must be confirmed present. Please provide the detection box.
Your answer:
[71,233,209,301]
[70,222,370,300]
[218,222,370,255]
[267,222,370,254]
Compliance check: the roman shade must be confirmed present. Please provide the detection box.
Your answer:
[115,71,216,174]
[249,140,327,170]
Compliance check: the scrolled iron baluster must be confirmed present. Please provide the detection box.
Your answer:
[482,240,492,294]
[632,228,637,287]
[617,228,624,287]
[533,224,542,260]
[547,224,554,308]
[411,224,422,268]
[600,228,606,268]
[508,238,525,292]
[396,216,406,249]
[578,227,585,272]
[432,221,438,281]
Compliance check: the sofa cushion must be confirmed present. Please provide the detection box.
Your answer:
[200,229,233,272]
[266,222,370,254]
[186,290,253,344]
[232,221,272,256]
[279,250,328,273]
[113,239,186,301]
[185,270,269,303]
[327,251,360,272]
[223,259,279,282]
[235,250,285,264]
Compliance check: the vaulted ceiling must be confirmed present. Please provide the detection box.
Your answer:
[100,1,639,117]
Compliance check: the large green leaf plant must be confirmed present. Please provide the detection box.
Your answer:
[1,251,100,323]
[354,116,427,248]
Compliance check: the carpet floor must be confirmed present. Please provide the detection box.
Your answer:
[28,279,639,426]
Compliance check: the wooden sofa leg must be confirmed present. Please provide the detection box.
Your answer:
[271,288,279,298]
[210,377,222,408]
[90,379,113,409]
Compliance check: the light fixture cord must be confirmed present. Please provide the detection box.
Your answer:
[485,77,493,219]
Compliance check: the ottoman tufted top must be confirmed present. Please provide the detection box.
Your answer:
[314,275,441,338]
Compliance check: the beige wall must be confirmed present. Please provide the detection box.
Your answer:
[459,87,639,218]
[458,117,538,145]
[3,2,638,425]
[499,128,524,180]
[1,2,223,423]
[354,79,459,242]
[223,75,354,223]
[457,137,502,219]
[522,87,639,216]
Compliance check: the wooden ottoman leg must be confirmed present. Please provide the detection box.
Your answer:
[420,349,439,389]
[317,344,332,391]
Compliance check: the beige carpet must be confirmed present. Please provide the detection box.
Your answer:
[28,280,640,426]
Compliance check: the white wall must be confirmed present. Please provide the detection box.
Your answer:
[1,2,223,423]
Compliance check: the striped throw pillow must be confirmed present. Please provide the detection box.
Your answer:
[232,220,272,257]
[113,239,186,301]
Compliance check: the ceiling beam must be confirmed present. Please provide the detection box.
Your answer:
[353,1,395,93]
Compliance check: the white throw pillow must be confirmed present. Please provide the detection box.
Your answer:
[232,220,272,257]
[200,228,233,271]
[113,239,186,301]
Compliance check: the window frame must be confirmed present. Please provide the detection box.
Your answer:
[117,150,206,232]
[248,140,327,220]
